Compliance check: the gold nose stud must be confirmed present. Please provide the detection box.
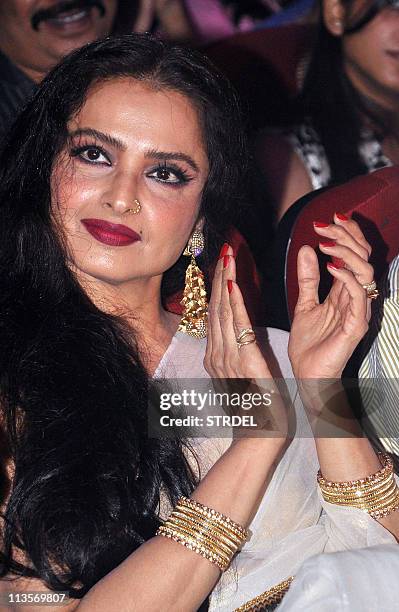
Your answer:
[125,199,141,214]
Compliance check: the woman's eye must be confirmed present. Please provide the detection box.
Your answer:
[71,146,110,165]
[81,147,109,164]
[153,168,179,183]
[147,165,191,185]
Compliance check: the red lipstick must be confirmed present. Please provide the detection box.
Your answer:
[81,218,141,247]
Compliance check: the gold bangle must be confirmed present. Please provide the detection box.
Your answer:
[320,477,396,503]
[166,515,236,558]
[157,525,230,571]
[319,471,394,495]
[177,497,249,540]
[317,453,393,490]
[174,505,244,548]
[171,511,239,553]
[162,522,232,565]
[156,497,249,573]
[318,453,399,518]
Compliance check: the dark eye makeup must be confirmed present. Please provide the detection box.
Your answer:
[146,161,193,186]
[69,142,194,187]
[70,143,111,165]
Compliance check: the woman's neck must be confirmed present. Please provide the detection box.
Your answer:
[74,270,181,373]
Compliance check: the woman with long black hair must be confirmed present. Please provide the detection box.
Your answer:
[258,0,399,220]
[0,34,398,611]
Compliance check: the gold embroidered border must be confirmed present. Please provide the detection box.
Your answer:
[233,576,294,612]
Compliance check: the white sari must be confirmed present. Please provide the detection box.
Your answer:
[155,328,397,611]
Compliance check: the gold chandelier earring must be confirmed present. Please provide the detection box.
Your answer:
[178,229,208,339]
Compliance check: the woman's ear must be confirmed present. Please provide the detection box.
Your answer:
[195,217,205,233]
[322,0,345,36]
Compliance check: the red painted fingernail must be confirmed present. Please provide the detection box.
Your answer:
[335,212,348,221]
[223,255,229,269]
[327,262,340,271]
[313,221,329,228]
[218,242,229,259]
[332,256,345,269]
[319,241,336,248]
[227,279,233,294]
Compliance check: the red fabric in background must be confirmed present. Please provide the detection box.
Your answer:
[166,227,263,326]
[205,24,314,96]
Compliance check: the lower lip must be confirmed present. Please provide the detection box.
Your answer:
[43,8,94,34]
[82,222,140,247]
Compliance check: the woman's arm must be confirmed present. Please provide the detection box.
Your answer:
[255,132,313,222]
[288,214,399,539]
[79,247,288,611]
[78,436,283,612]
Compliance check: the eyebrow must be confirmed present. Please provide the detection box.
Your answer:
[68,130,200,172]
[69,128,126,151]
[145,149,199,172]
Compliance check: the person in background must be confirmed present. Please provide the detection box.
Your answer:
[0,0,137,141]
[257,0,399,221]
[0,33,398,612]
[359,253,399,464]
[184,0,304,45]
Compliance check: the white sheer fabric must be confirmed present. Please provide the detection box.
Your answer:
[278,544,399,612]
[154,328,397,611]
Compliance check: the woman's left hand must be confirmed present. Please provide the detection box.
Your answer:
[288,213,374,380]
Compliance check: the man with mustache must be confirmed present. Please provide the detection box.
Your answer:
[0,0,137,141]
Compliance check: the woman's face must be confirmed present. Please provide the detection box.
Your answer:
[51,78,209,286]
[342,3,399,105]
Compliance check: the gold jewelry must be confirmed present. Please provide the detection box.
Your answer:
[236,328,256,349]
[125,199,141,214]
[362,280,379,300]
[236,328,256,343]
[157,525,231,571]
[178,230,208,339]
[174,506,244,547]
[234,576,294,612]
[318,452,399,519]
[177,497,249,541]
[156,496,248,572]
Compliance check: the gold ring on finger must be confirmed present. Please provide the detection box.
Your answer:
[237,337,257,349]
[362,280,379,300]
[236,328,256,344]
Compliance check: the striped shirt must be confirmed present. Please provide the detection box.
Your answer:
[359,255,399,455]
[0,50,35,144]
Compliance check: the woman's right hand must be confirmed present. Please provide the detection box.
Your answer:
[204,244,272,380]
[204,244,288,440]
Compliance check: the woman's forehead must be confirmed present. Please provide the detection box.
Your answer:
[64,79,209,173]
[71,79,205,145]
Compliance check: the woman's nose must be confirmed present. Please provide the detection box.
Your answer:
[101,172,140,216]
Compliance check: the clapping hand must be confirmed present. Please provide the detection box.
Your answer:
[288,214,374,381]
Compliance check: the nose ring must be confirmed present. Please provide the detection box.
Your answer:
[125,199,141,214]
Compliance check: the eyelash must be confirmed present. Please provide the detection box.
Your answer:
[147,162,193,187]
[70,145,193,187]
[70,144,111,165]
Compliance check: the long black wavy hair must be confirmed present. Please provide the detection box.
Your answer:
[0,34,247,599]
[300,1,391,184]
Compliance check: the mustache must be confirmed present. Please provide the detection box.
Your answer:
[31,0,106,31]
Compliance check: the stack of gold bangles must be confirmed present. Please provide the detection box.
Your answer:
[156,496,249,571]
[318,452,399,519]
